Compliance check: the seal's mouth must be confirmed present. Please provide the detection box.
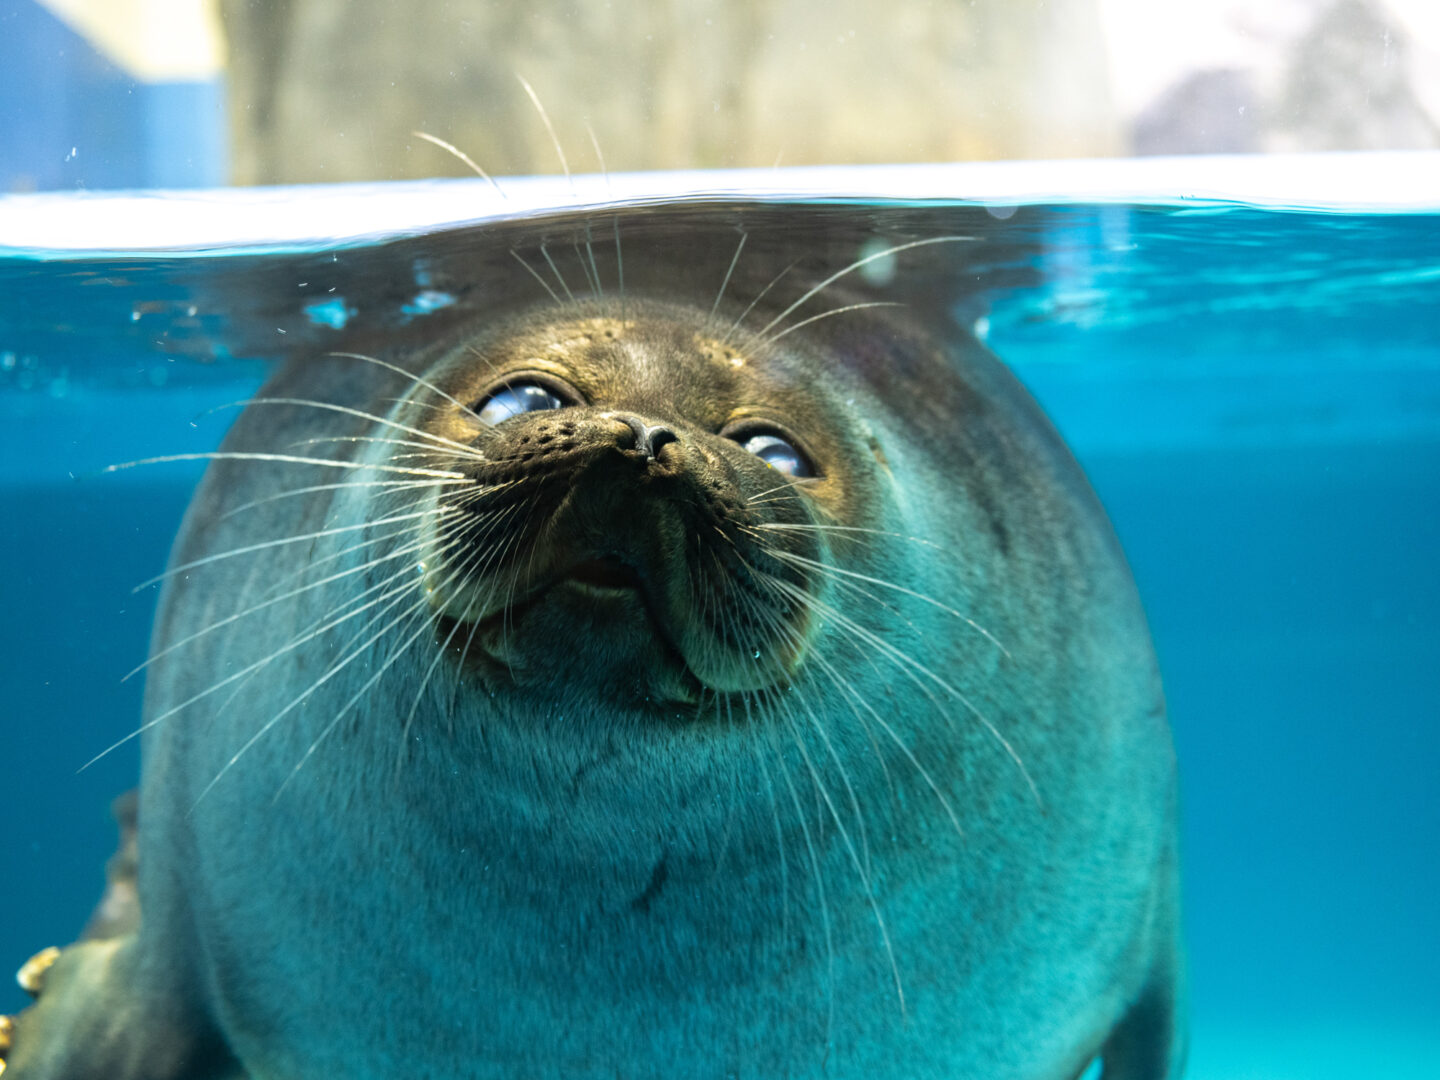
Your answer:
[563,555,645,592]
[451,550,656,627]
[433,548,702,705]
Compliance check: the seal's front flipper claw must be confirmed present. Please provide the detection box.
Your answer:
[15,949,60,999]
[0,946,61,1077]
[1,1011,15,1074]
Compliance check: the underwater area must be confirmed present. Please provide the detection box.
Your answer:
[0,180,1436,1078]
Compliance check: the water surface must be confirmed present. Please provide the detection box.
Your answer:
[1,193,1436,1079]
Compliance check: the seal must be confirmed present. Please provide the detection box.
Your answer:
[3,219,1184,1079]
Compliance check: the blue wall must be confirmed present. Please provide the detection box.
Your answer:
[0,0,226,191]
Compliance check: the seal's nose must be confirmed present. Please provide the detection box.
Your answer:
[618,415,679,462]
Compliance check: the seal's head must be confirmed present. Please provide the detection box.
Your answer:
[403,298,881,711]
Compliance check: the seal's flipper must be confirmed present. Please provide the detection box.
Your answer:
[0,795,243,1079]
[0,937,243,1079]
[1098,958,1187,1079]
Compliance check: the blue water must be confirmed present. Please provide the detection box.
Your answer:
[1,199,1436,1077]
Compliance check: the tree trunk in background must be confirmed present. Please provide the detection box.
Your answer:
[218,0,1122,185]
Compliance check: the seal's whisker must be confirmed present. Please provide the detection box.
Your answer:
[744,475,815,505]
[220,520,482,792]
[123,534,433,682]
[195,568,440,811]
[251,524,440,642]
[220,479,457,522]
[584,121,607,183]
[239,397,486,459]
[789,633,898,852]
[574,239,599,298]
[757,543,1011,659]
[516,74,571,194]
[191,558,281,728]
[766,571,1040,812]
[398,541,497,756]
[758,301,904,349]
[791,667,878,883]
[378,448,462,468]
[191,393,472,456]
[732,553,967,838]
[540,244,577,305]
[275,536,481,801]
[410,130,505,198]
[446,497,544,705]
[579,223,607,309]
[803,632,966,845]
[757,520,949,553]
[722,258,800,346]
[106,450,465,481]
[163,553,432,726]
[285,435,480,461]
[511,250,563,305]
[743,494,810,513]
[755,690,836,1041]
[718,565,875,877]
[496,495,553,678]
[754,236,976,341]
[380,395,444,412]
[612,215,626,321]
[711,232,749,321]
[249,509,450,604]
[83,555,433,772]
[587,238,606,312]
[427,495,533,639]
[745,706,793,943]
[134,507,458,592]
[328,351,489,424]
[801,642,906,832]
[779,688,906,1016]
[726,563,906,882]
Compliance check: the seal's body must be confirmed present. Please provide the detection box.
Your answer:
[5,235,1182,1079]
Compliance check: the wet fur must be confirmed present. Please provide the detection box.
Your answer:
[4,229,1183,1079]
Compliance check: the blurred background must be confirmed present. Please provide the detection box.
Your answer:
[2,0,1439,192]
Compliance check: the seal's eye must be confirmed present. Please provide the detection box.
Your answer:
[738,432,813,478]
[474,382,567,426]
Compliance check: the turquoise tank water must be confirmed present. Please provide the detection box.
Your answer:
[0,183,1435,1078]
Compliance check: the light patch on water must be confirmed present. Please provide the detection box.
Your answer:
[402,290,456,318]
[856,237,897,286]
[303,297,355,329]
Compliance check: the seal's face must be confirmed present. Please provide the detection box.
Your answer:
[408,300,870,708]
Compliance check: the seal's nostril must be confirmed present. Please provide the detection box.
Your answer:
[646,425,678,458]
[619,416,678,461]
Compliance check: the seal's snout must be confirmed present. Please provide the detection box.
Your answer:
[403,303,839,701]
